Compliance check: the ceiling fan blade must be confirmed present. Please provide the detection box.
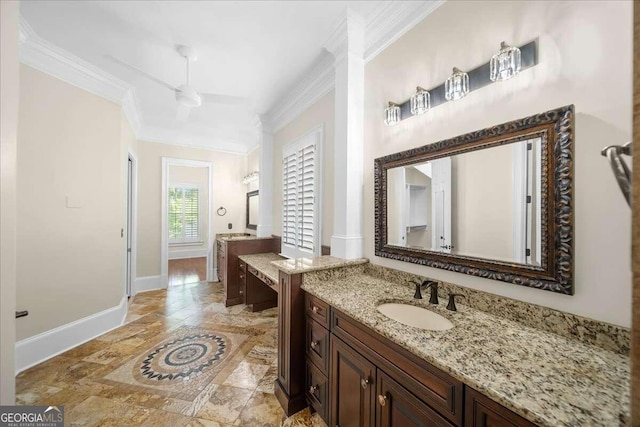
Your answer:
[176,103,192,122]
[200,93,249,106]
[106,55,178,92]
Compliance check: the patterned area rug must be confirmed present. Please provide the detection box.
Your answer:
[99,326,249,401]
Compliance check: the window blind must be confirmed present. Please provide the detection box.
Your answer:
[168,186,200,242]
[282,132,320,258]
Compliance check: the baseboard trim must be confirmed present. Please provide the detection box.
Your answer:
[134,275,163,294]
[168,249,207,260]
[15,296,127,374]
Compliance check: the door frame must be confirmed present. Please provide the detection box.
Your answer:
[126,148,138,297]
[161,157,214,287]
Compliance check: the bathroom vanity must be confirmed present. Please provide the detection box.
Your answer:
[215,234,280,306]
[298,265,629,427]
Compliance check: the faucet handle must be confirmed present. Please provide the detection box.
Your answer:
[412,281,423,299]
[446,293,465,311]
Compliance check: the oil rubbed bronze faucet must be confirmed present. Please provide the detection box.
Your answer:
[412,280,439,304]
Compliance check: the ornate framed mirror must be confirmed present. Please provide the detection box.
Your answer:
[374,105,574,294]
[246,190,259,230]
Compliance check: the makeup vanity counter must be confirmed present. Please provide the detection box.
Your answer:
[238,252,283,283]
[301,270,629,427]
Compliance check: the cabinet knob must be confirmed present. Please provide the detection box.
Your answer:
[309,385,318,394]
[310,340,319,350]
[311,305,319,314]
[360,378,371,389]
[239,290,244,295]
[378,394,388,407]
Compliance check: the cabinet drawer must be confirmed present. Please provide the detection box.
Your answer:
[306,318,330,375]
[306,360,329,423]
[331,309,463,426]
[305,294,330,329]
[239,270,246,284]
[239,260,246,272]
[465,387,536,427]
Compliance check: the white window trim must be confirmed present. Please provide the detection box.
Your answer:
[281,125,323,259]
[168,182,203,245]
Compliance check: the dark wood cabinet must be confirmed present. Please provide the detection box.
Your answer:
[330,335,376,427]
[465,388,536,427]
[296,292,540,427]
[376,370,452,427]
[215,235,279,307]
[275,271,307,416]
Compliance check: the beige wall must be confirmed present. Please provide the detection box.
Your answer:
[136,141,246,277]
[1,0,19,403]
[168,165,210,255]
[452,144,513,261]
[17,65,126,340]
[364,0,632,326]
[273,91,335,247]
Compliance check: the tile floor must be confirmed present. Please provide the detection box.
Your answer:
[16,281,325,426]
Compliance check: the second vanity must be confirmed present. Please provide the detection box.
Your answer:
[270,260,630,427]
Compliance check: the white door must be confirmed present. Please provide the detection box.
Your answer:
[431,158,452,253]
[126,156,133,297]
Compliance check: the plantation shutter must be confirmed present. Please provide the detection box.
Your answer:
[281,130,321,258]
[168,185,201,243]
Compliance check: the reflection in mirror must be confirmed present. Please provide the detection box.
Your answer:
[387,138,542,266]
[246,190,259,230]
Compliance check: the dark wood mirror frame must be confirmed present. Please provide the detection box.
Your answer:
[246,190,258,231]
[374,105,574,294]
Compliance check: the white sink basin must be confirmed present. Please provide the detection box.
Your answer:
[377,303,454,331]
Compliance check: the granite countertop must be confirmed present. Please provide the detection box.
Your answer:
[217,235,259,242]
[238,253,285,283]
[301,273,630,427]
[271,255,368,275]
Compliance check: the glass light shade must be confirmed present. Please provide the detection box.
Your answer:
[445,67,469,101]
[410,87,431,115]
[490,42,521,81]
[384,102,401,126]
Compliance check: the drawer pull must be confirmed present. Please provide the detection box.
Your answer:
[309,385,318,394]
[360,378,371,389]
[311,305,319,314]
[239,290,244,295]
[310,340,319,350]
[378,394,388,407]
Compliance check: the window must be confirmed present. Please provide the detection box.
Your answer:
[282,127,322,259]
[168,184,201,244]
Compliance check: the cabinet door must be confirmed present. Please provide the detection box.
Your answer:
[376,370,452,427]
[330,335,375,427]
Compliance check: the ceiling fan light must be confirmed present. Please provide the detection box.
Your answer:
[176,84,202,107]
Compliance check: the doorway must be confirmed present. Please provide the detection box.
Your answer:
[126,151,137,298]
[161,158,213,288]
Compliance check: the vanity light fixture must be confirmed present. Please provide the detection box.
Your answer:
[490,41,522,81]
[384,102,401,126]
[242,171,259,185]
[410,87,431,115]
[445,67,470,101]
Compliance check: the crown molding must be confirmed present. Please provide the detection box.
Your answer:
[19,16,143,135]
[364,0,445,62]
[137,126,249,155]
[18,16,254,154]
[265,1,444,133]
[264,52,335,133]
[324,8,365,62]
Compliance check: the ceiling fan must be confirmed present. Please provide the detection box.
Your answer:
[108,45,247,121]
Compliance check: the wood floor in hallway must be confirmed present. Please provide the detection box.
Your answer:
[15,282,325,426]
[168,257,207,287]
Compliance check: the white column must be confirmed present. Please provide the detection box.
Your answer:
[325,10,365,259]
[256,116,274,238]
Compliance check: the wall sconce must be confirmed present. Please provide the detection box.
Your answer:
[445,67,470,101]
[242,171,259,185]
[384,102,401,126]
[410,87,430,115]
[490,41,522,81]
